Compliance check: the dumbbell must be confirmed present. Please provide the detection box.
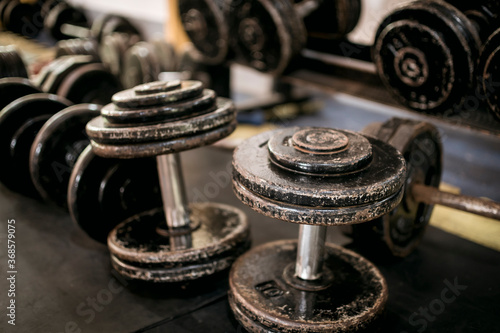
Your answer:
[121,39,177,89]
[33,55,121,104]
[45,1,141,42]
[0,0,43,37]
[226,0,361,75]
[178,0,229,65]
[0,93,72,197]
[344,118,500,257]
[477,27,500,121]
[373,0,498,114]
[0,45,28,79]
[229,126,406,332]
[447,1,500,42]
[85,80,250,282]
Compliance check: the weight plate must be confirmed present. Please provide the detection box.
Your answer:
[41,55,95,94]
[89,118,237,158]
[348,118,443,257]
[108,203,250,282]
[68,146,162,243]
[101,89,216,124]
[0,78,40,110]
[44,2,88,40]
[179,0,228,65]
[373,1,481,113]
[478,27,500,121]
[121,41,162,89]
[112,80,203,108]
[151,39,177,72]
[0,45,28,79]
[229,240,387,333]
[30,104,101,208]
[4,0,41,37]
[87,97,233,144]
[446,1,500,42]
[0,93,71,197]
[227,0,304,75]
[233,128,406,211]
[56,62,121,104]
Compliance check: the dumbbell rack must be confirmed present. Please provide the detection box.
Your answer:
[281,39,500,137]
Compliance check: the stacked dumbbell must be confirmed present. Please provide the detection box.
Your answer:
[178,0,361,75]
[84,80,250,283]
[373,0,500,119]
[229,126,406,332]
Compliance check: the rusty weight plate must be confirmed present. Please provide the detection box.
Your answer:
[478,27,500,121]
[373,1,481,113]
[179,0,229,65]
[87,97,233,144]
[0,93,71,197]
[108,203,250,283]
[346,118,442,257]
[0,78,40,110]
[227,0,306,75]
[68,146,162,243]
[229,240,387,333]
[30,104,101,208]
[56,62,121,104]
[101,89,216,124]
[232,127,406,225]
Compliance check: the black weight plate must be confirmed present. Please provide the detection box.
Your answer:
[302,0,362,39]
[478,27,500,121]
[33,56,67,88]
[56,62,121,104]
[0,93,71,197]
[0,77,40,110]
[121,41,162,89]
[112,80,203,108]
[68,146,162,243]
[348,118,443,257]
[41,55,95,94]
[227,0,300,75]
[89,118,237,159]
[87,97,233,144]
[0,0,11,27]
[108,203,250,282]
[101,89,216,124]
[446,1,500,41]
[44,2,88,40]
[373,1,481,113]
[229,240,387,333]
[30,104,101,208]
[4,0,41,37]
[0,45,28,79]
[179,0,228,65]
[233,128,406,210]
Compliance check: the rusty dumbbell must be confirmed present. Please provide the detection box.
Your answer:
[229,126,406,332]
[85,79,250,282]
